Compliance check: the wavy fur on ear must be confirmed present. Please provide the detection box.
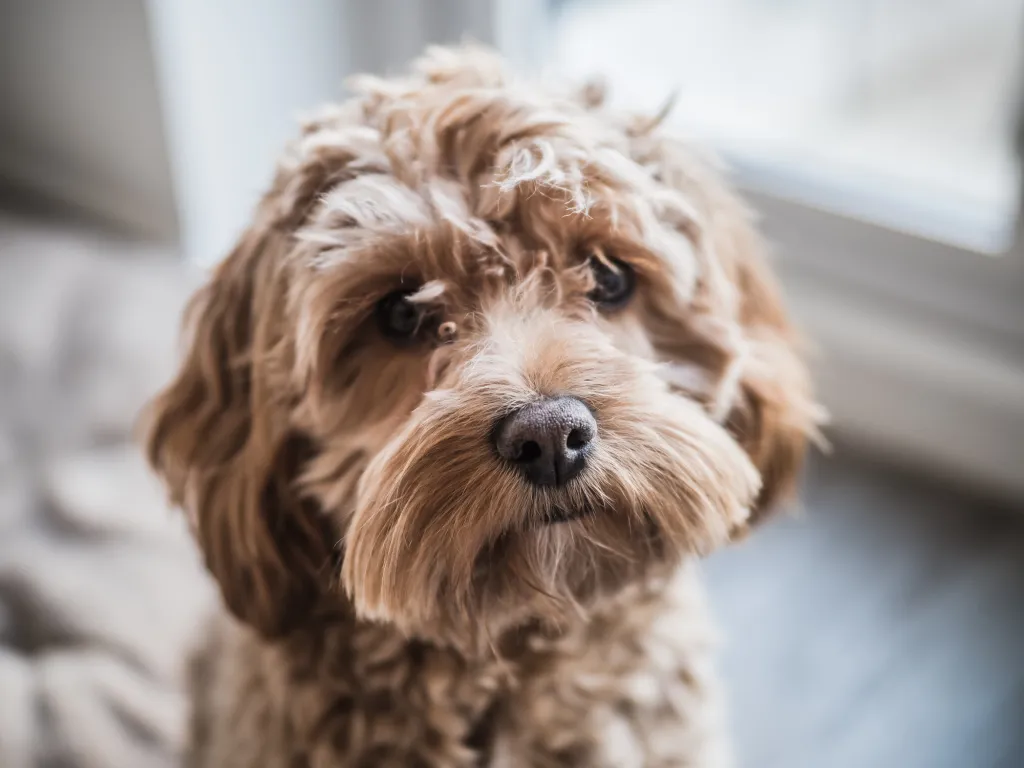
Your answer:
[143,220,334,638]
[626,135,820,522]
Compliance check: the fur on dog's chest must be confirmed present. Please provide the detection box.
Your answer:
[186,568,727,768]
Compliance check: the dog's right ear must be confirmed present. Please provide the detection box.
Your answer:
[143,221,333,638]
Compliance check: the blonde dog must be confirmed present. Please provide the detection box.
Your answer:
[145,46,817,767]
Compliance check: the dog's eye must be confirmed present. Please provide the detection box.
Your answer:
[587,254,636,309]
[376,290,424,342]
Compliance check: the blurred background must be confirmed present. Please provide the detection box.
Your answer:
[0,1,1022,766]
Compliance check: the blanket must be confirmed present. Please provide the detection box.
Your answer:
[0,213,214,768]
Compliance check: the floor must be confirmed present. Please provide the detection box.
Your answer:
[0,209,1022,767]
[705,450,1024,768]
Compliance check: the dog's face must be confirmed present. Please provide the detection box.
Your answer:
[145,48,818,646]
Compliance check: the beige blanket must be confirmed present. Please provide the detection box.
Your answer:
[0,214,214,768]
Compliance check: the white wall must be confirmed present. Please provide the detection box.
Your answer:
[145,0,352,268]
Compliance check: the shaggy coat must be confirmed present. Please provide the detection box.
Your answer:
[145,46,817,767]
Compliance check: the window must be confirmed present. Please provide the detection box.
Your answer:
[544,0,1024,255]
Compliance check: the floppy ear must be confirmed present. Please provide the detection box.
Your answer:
[635,137,821,520]
[723,228,819,519]
[143,221,333,637]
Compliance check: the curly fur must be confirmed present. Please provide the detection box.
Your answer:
[144,45,818,767]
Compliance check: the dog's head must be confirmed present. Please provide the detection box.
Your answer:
[145,47,819,646]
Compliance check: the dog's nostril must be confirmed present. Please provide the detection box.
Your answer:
[517,440,542,463]
[566,428,589,451]
[493,396,597,488]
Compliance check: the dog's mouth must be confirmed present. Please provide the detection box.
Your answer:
[541,506,592,526]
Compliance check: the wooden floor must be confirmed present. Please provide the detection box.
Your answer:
[703,449,1024,768]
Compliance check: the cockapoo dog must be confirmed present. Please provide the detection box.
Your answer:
[145,46,818,767]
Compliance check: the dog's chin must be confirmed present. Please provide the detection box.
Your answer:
[539,505,593,526]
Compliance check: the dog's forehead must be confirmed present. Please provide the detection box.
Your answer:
[301,176,697,315]
[290,79,703,311]
[304,178,636,314]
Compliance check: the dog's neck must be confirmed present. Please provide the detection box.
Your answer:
[287,560,684,665]
[201,561,708,765]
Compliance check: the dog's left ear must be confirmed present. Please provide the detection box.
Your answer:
[636,137,821,521]
[722,236,819,521]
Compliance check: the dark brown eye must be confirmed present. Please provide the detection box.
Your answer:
[376,290,424,342]
[587,254,636,309]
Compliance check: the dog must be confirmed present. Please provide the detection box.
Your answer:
[144,45,818,767]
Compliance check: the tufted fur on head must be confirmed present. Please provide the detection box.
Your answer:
[144,45,819,649]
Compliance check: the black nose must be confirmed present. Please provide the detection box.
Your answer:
[494,397,596,488]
